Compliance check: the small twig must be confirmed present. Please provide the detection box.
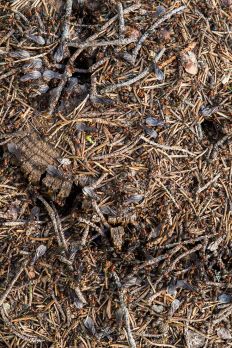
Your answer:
[80,225,90,247]
[196,174,221,194]
[54,0,73,62]
[0,261,27,306]
[74,286,87,305]
[117,2,125,38]
[155,235,211,250]
[167,244,202,273]
[37,196,68,252]
[92,134,142,160]
[68,3,140,66]
[0,29,14,46]
[78,217,105,237]
[62,0,73,41]
[67,36,137,48]
[48,3,140,114]
[123,5,186,64]
[90,74,97,103]
[212,303,232,325]
[0,306,46,343]
[0,69,17,81]
[154,244,203,289]
[130,245,181,278]
[48,75,70,114]
[51,291,66,322]
[101,48,165,93]
[112,271,136,348]
[141,135,196,156]
[88,57,109,73]
[92,200,110,228]
[91,173,108,189]
[208,134,231,161]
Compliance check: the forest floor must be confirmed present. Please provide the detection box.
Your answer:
[0,0,231,347]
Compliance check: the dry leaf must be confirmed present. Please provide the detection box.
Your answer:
[181,51,198,75]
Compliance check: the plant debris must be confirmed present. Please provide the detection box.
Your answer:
[0,0,231,347]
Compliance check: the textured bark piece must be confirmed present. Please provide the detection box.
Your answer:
[7,129,73,204]
[110,226,125,251]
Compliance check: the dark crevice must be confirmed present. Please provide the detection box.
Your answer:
[39,171,47,186]
[60,183,83,216]
[201,119,224,143]
[0,146,4,162]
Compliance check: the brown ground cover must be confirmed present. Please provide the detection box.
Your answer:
[0,1,231,347]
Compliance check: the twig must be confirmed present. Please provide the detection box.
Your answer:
[48,75,70,114]
[166,244,202,273]
[0,306,46,343]
[0,29,14,46]
[74,286,87,305]
[62,0,73,41]
[117,2,125,38]
[208,134,231,161]
[92,200,110,228]
[112,271,136,348]
[123,5,186,65]
[0,261,27,306]
[0,69,17,81]
[51,291,66,322]
[48,3,140,114]
[91,173,108,189]
[54,0,73,62]
[78,217,105,236]
[89,57,109,73]
[90,74,97,104]
[154,244,203,289]
[68,36,137,48]
[68,3,140,66]
[196,174,221,194]
[155,235,210,250]
[141,135,196,156]
[80,225,90,247]
[212,303,232,325]
[37,196,68,252]
[101,48,165,93]
[131,245,181,276]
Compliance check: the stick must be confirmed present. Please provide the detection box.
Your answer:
[208,134,231,161]
[123,5,186,65]
[48,3,141,114]
[0,306,46,343]
[196,174,221,194]
[154,244,203,289]
[92,199,110,228]
[101,48,165,93]
[80,225,90,247]
[112,271,136,348]
[67,36,137,48]
[0,261,27,306]
[117,2,125,38]
[37,196,68,252]
[212,303,232,325]
[62,0,73,41]
[78,217,105,237]
[141,135,196,156]
[68,3,140,66]
[54,0,73,62]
